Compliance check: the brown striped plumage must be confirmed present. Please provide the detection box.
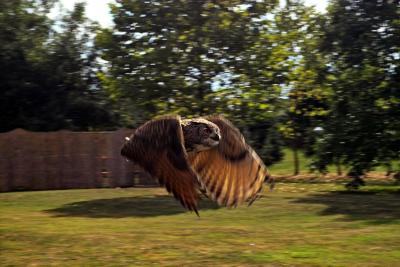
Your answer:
[121,115,270,215]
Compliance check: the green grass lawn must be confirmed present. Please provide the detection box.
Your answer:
[1,182,400,266]
[269,149,311,175]
[269,148,398,176]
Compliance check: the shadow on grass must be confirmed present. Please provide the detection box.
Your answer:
[292,188,400,224]
[46,195,220,218]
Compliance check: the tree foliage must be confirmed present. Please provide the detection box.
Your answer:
[313,0,400,178]
[272,1,330,174]
[96,0,282,117]
[0,0,53,131]
[96,0,288,164]
[1,0,399,179]
[0,1,117,132]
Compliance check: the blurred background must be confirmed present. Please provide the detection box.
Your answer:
[0,0,399,188]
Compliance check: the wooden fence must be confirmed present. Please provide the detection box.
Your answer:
[0,129,157,192]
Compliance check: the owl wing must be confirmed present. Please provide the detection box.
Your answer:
[121,115,200,214]
[188,115,269,207]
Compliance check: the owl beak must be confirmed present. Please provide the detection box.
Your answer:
[210,133,220,141]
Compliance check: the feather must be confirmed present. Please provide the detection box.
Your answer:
[188,115,269,207]
[121,114,270,214]
[121,115,200,214]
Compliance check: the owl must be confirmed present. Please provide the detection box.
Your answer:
[121,115,271,215]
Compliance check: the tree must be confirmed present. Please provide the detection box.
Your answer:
[315,0,400,183]
[95,0,284,119]
[0,1,118,132]
[43,2,119,130]
[96,0,287,164]
[0,0,54,131]
[273,1,330,175]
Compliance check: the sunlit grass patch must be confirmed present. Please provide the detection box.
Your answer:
[1,183,399,266]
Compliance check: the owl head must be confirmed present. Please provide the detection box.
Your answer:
[181,118,221,152]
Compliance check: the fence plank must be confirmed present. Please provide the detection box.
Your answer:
[0,132,12,192]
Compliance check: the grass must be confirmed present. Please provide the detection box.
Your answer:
[269,149,311,175]
[269,148,398,176]
[1,181,400,266]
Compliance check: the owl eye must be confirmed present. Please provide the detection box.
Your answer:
[204,128,212,134]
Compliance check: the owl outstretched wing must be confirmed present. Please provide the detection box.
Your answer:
[121,115,200,214]
[188,115,269,207]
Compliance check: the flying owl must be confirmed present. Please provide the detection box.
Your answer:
[121,115,270,215]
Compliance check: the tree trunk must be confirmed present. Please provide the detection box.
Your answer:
[385,163,393,177]
[293,148,299,176]
[336,161,342,176]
